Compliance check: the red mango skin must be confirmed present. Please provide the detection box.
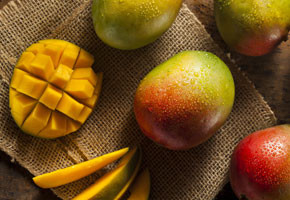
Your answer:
[134,51,235,150]
[215,0,290,56]
[230,125,290,200]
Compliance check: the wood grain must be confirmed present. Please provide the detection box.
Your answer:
[1,0,289,199]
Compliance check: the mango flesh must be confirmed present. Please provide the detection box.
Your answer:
[215,0,290,56]
[72,146,142,200]
[128,168,151,200]
[33,147,129,188]
[134,51,235,150]
[9,39,103,139]
[230,125,290,200]
[92,0,182,50]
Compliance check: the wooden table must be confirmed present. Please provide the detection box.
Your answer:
[0,0,289,199]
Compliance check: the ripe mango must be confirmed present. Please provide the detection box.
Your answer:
[134,51,235,150]
[215,0,290,56]
[230,125,290,200]
[92,0,182,50]
[9,40,103,139]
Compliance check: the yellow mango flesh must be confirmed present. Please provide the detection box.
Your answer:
[9,39,103,139]
[72,147,142,200]
[128,168,151,200]
[33,147,129,188]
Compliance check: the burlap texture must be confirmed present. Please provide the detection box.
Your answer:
[0,0,277,199]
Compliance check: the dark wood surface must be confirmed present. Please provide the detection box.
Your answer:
[0,0,289,199]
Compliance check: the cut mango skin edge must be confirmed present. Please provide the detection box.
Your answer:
[9,39,103,139]
[72,146,142,200]
[33,147,129,188]
[128,168,151,200]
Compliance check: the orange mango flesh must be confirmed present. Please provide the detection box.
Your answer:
[9,39,103,139]
[72,147,142,200]
[128,168,151,200]
[33,147,129,188]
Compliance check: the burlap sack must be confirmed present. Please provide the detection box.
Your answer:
[0,0,277,199]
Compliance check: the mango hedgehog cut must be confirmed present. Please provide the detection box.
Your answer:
[9,39,103,139]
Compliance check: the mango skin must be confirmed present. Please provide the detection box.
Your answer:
[134,51,235,150]
[215,0,290,56]
[230,125,290,200]
[92,0,182,50]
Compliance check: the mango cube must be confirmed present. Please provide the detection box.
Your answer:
[30,53,54,80]
[9,88,18,108]
[66,119,81,135]
[56,93,84,120]
[9,40,102,138]
[16,52,35,72]
[22,103,51,134]
[72,68,98,86]
[26,43,45,55]
[43,44,63,68]
[65,79,94,99]
[75,49,94,68]
[11,94,37,126]
[38,112,67,139]
[49,64,73,89]
[76,106,92,124]
[16,74,47,99]
[39,84,63,110]
[10,68,29,89]
[59,43,80,69]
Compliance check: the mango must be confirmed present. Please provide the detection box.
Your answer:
[134,51,235,150]
[33,147,129,188]
[92,0,182,50]
[230,125,290,200]
[128,168,151,200]
[9,40,103,139]
[215,0,290,56]
[73,146,142,200]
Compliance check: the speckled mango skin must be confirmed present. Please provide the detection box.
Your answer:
[134,51,235,150]
[230,125,290,200]
[215,0,290,56]
[92,0,182,50]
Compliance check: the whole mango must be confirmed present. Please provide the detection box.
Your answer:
[134,51,235,150]
[92,0,182,50]
[215,0,290,56]
[230,125,290,200]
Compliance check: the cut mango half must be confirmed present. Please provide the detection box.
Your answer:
[72,147,142,200]
[9,39,103,139]
[128,168,151,200]
[33,147,129,188]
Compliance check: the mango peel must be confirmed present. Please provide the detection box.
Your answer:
[9,39,103,139]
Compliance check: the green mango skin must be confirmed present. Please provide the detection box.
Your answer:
[134,51,235,150]
[230,125,290,200]
[215,0,290,56]
[92,0,182,50]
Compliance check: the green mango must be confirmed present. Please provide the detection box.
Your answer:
[92,0,182,50]
[134,51,235,150]
[215,0,290,56]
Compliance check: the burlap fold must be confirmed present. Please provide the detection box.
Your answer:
[0,0,276,199]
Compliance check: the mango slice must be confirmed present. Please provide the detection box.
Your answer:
[72,147,142,200]
[33,147,129,188]
[128,168,151,200]
[9,39,103,139]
